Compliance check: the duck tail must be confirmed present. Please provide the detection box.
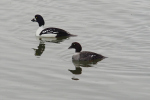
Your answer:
[103,56,108,59]
[69,34,77,37]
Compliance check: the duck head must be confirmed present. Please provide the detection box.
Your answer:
[31,14,45,27]
[68,42,82,52]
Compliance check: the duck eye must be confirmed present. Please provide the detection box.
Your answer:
[36,17,37,18]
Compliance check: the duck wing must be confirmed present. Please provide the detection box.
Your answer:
[40,27,70,37]
[79,51,104,61]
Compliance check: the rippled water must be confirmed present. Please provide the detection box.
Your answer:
[1,0,150,100]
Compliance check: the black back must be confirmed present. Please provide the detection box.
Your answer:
[40,27,70,37]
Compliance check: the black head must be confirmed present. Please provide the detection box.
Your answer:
[31,14,45,27]
[68,42,82,52]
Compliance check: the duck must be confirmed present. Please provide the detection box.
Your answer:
[68,42,106,61]
[31,14,75,37]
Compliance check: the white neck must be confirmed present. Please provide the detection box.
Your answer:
[36,26,44,36]
[74,52,80,55]
[72,52,80,61]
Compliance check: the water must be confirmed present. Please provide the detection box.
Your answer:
[1,0,150,100]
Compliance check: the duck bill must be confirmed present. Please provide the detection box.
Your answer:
[68,45,73,49]
[31,18,36,22]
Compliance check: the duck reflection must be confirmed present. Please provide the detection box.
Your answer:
[69,59,105,80]
[36,36,69,43]
[33,36,70,56]
[69,66,82,75]
[33,43,45,56]
[72,58,104,67]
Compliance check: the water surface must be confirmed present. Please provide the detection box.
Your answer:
[0,0,150,100]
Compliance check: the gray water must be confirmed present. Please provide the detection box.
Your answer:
[1,0,150,100]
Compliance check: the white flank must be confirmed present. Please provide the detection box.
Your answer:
[40,34,57,37]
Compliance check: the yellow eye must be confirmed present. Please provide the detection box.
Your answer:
[36,17,37,18]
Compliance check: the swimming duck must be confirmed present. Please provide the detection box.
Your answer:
[68,42,105,61]
[31,14,75,37]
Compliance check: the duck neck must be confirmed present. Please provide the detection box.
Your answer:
[37,18,45,27]
[75,47,82,53]
[38,23,44,27]
[75,50,81,53]
[36,26,44,36]
[75,51,80,54]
